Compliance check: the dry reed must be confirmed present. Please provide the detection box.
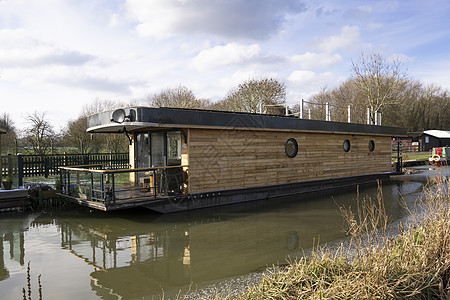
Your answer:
[186,179,450,300]
[232,180,450,299]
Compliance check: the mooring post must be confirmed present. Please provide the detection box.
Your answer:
[397,138,401,173]
[18,154,23,187]
[7,153,12,180]
[0,154,2,186]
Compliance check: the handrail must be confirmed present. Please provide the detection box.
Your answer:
[60,165,189,174]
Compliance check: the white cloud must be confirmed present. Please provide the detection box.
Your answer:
[314,26,362,53]
[288,70,336,89]
[289,52,342,69]
[219,70,280,92]
[125,0,307,39]
[0,29,95,68]
[192,43,261,71]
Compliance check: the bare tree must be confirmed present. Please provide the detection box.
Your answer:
[23,112,55,155]
[149,85,210,109]
[351,52,408,124]
[61,99,131,154]
[217,78,286,113]
[0,113,18,154]
[81,98,132,117]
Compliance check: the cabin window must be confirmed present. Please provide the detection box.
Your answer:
[285,138,298,158]
[136,133,150,168]
[368,140,375,152]
[167,131,182,166]
[135,130,182,168]
[343,139,351,152]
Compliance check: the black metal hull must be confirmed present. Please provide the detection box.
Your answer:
[144,172,396,213]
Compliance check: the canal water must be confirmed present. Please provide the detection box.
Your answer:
[0,166,448,299]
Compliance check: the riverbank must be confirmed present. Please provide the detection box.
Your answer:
[213,179,449,299]
[177,167,449,299]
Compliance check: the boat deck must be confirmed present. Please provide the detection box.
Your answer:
[57,186,175,211]
[0,189,30,212]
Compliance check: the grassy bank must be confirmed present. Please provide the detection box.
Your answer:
[235,182,450,299]
[189,181,449,299]
[403,151,430,161]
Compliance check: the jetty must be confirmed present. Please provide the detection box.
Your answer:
[0,189,29,212]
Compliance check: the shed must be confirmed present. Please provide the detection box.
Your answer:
[422,130,450,151]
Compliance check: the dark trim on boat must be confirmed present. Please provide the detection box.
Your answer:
[87,107,407,136]
[57,172,398,213]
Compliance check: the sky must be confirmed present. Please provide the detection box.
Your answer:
[1,0,450,130]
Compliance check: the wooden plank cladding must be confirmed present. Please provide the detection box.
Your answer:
[188,128,392,193]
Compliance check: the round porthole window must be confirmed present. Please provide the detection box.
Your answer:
[285,138,298,158]
[343,139,351,152]
[368,140,375,152]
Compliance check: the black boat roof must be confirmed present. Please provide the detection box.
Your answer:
[87,106,406,137]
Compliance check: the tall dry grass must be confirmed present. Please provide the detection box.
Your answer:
[183,180,449,300]
[230,180,450,299]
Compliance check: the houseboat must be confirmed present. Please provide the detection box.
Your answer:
[58,107,406,213]
[429,147,449,165]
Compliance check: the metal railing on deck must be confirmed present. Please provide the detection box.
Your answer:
[59,165,188,205]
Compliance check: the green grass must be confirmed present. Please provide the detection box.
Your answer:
[402,151,430,161]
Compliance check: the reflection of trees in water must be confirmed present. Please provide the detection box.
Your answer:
[0,232,25,282]
[0,236,8,281]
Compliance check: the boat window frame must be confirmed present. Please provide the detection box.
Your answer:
[343,139,351,152]
[368,140,375,152]
[285,138,298,158]
[135,129,183,168]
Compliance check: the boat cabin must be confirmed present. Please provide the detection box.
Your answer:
[59,107,406,213]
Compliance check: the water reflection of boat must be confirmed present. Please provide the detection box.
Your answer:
[33,180,416,299]
[28,198,341,297]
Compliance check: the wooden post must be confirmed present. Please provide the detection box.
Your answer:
[0,138,2,185]
[7,153,12,180]
[18,154,23,187]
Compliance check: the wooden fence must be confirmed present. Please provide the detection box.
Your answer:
[1,153,129,180]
